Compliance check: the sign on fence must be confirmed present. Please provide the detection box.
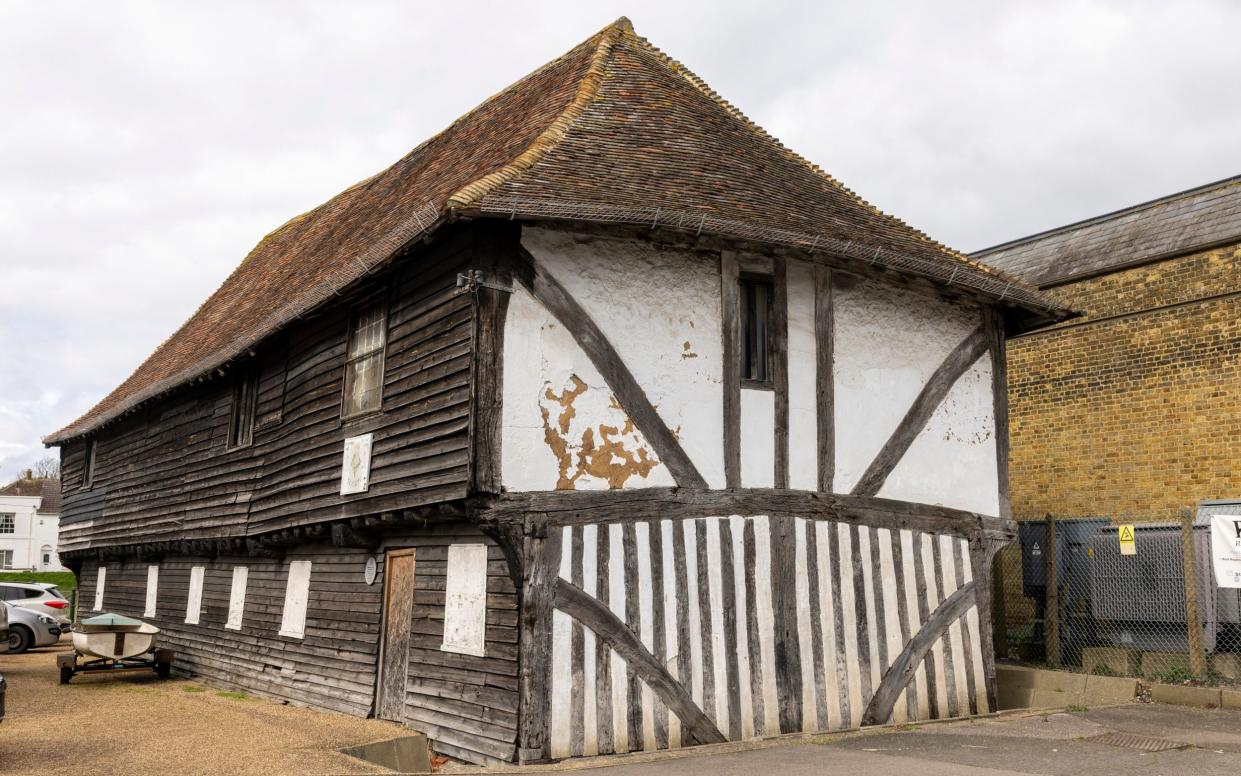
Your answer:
[1117,524,1136,556]
[1210,514,1241,588]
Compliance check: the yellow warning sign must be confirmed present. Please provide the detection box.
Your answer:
[1118,524,1137,556]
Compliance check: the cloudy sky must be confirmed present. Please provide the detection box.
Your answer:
[1,0,1238,482]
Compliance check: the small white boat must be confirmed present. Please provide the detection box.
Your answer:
[71,613,160,660]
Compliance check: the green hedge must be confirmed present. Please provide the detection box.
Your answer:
[0,570,77,593]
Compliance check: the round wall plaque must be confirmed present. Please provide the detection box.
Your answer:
[364,555,378,585]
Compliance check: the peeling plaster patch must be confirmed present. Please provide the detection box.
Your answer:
[681,341,698,359]
[538,374,661,490]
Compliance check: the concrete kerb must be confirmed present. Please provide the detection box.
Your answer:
[421,706,1109,775]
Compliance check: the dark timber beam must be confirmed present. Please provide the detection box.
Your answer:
[516,518,559,763]
[469,223,518,495]
[852,326,989,497]
[861,580,977,726]
[720,250,742,488]
[471,488,1015,542]
[516,247,708,490]
[983,307,1011,520]
[553,578,727,747]
[815,266,835,492]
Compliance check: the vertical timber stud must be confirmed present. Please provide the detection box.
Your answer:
[518,517,560,763]
[720,250,742,488]
[469,222,517,495]
[1180,507,1208,679]
[772,257,790,490]
[815,266,835,493]
[970,538,1002,713]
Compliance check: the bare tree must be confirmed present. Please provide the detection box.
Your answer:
[30,455,60,480]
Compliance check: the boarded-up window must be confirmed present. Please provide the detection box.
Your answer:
[279,560,312,639]
[226,566,248,630]
[341,301,387,418]
[739,276,774,385]
[144,565,159,617]
[93,566,106,611]
[441,544,489,657]
[185,566,205,625]
[340,433,374,495]
[83,439,97,489]
[228,369,259,449]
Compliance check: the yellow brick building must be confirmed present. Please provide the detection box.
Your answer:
[975,176,1241,521]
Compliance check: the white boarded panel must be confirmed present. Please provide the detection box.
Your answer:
[682,519,705,709]
[835,524,862,727]
[636,522,657,749]
[144,565,159,618]
[901,530,931,719]
[729,515,755,739]
[705,517,729,733]
[857,527,882,696]
[550,528,573,758]
[876,528,907,723]
[607,524,629,753]
[581,525,599,756]
[740,390,775,488]
[660,519,682,748]
[814,521,843,729]
[959,538,989,713]
[340,433,373,495]
[939,534,969,709]
[185,566,205,625]
[93,567,106,611]
[786,260,818,490]
[442,544,489,657]
[752,516,780,734]
[226,566,248,631]
[920,535,949,715]
[278,560,312,638]
[794,518,818,731]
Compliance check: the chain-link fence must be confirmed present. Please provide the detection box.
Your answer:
[991,510,1241,687]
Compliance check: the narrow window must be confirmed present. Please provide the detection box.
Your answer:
[739,276,774,385]
[341,301,387,419]
[83,439,97,489]
[185,566,205,625]
[279,560,312,639]
[228,369,259,449]
[94,566,106,611]
[441,544,489,657]
[226,566,249,630]
[144,565,159,618]
[0,513,13,534]
[0,550,12,570]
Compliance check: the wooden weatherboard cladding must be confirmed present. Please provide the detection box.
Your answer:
[75,523,519,767]
[56,224,507,549]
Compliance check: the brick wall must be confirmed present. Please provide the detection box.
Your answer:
[1007,242,1241,520]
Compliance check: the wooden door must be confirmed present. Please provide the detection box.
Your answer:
[377,548,416,721]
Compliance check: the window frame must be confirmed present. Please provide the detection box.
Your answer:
[227,367,260,450]
[339,299,389,421]
[0,513,14,535]
[739,273,775,389]
[0,550,12,570]
[82,438,97,490]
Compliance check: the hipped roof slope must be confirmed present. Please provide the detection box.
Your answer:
[47,17,1062,444]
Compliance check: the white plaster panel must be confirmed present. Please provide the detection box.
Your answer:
[832,278,982,494]
[93,566,105,611]
[185,565,205,625]
[501,284,675,492]
[522,227,726,489]
[740,389,775,488]
[879,356,1000,515]
[441,544,489,657]
[144,565,158,618]
[279,560,312,639]
[226,566,248,630]
[786,259,819,490]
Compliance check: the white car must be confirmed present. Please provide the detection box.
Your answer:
[0,582,71,622]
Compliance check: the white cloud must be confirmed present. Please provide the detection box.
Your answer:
[1,0,1239,481]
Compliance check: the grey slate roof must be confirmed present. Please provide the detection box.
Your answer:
[973,175,1241,286]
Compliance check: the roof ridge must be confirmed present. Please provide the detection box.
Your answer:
[974,174,1241,257]
[446,17,631,209]
[623,31,1030,289]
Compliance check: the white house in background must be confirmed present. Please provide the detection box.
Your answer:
[0,473,64,571]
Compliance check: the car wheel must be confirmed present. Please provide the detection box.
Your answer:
[7,626,32,654]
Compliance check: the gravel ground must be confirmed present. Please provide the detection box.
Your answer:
[0,640,410,775]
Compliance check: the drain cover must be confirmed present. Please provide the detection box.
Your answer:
[1083,732,1191,752]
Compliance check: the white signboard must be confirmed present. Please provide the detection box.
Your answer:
[441,544,489,657]
[340,433,374,495]
[279,560,312,638]
[226,566,249,630]
[144,565,159,617]
[1211,514,1241,588]
[185,566,205,624]
[93,566,106,611]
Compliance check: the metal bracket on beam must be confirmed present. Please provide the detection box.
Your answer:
[456,269,513,295]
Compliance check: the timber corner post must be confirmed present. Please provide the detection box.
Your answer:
[516,515,559,764]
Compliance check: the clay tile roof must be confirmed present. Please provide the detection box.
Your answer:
[46,17,1064,445]
[973,174,1241,286]
[0,477,60,514]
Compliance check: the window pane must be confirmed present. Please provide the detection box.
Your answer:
[739,278,773,383]
[0,514,13,534]
[349,304,385,359]
[343,352,383,416]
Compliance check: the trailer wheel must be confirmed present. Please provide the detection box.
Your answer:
[59,665,73,685]
[156,661,171,679]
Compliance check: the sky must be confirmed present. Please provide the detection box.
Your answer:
[1,0,1239,482]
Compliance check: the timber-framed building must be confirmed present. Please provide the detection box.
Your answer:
[47,18,1068,766]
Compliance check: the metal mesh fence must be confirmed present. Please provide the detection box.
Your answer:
[990,513,1241,687]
